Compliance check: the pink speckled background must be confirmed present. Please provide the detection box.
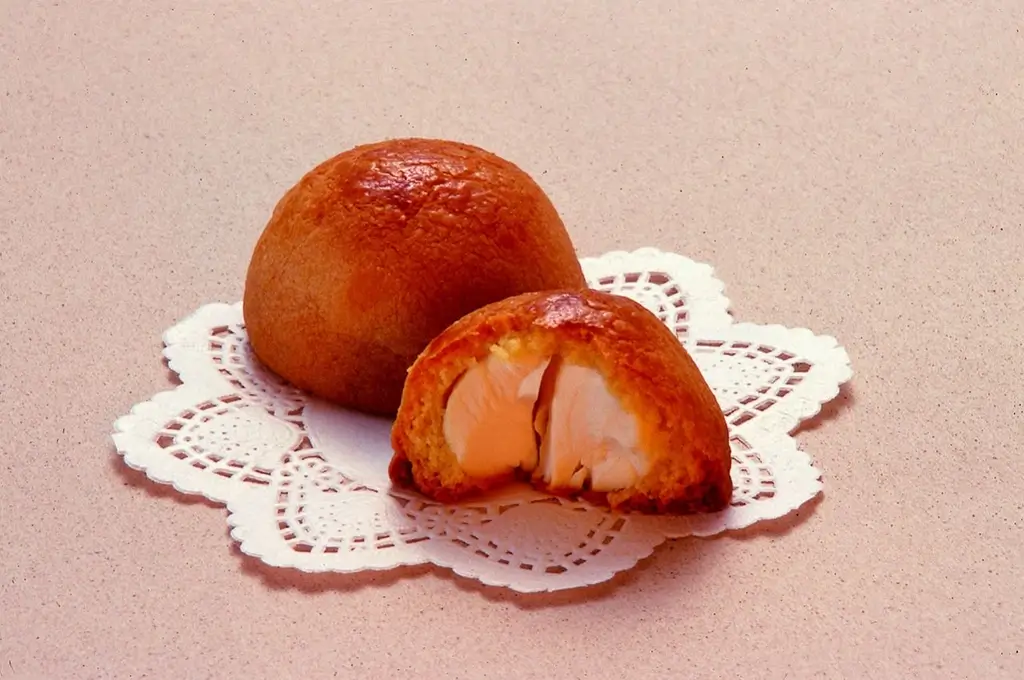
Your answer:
[2,1,1023,678]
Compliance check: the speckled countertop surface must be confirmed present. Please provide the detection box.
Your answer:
[2,1,1022,678]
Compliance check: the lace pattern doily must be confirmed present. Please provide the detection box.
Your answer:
[112,248,852,592]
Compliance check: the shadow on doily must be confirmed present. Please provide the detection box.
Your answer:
[109,448,222,510]
[791,383,856,435]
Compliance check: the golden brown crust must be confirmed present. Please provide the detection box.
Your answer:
[389,289,733,515]
[242,138,586,416]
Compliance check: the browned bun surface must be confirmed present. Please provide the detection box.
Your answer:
[242,138,586,416]
[390,288,733,515]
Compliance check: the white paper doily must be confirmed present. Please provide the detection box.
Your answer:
[112,248,852,593]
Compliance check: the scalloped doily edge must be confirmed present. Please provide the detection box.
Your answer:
[703,322,854,437]
[223,485,667,593]
[161,301,244,389]
[112,382,242,505]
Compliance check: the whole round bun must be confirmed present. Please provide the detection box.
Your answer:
[243,138,587,416]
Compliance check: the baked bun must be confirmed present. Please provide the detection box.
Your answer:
[242,138,586,416]
[389,289,733,514]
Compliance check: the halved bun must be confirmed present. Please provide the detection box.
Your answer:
[390,288,733,514]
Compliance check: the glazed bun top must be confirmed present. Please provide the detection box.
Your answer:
[243,138,587,416]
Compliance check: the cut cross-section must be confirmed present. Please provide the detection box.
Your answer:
[442,352,550,477]
[533,362,649,493]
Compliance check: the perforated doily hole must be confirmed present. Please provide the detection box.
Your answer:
[690,339,815,428]
[270,454,436,554]
[206,324,306,420]
[729,435,776,505]
[438,500,632,573]
[151,396,310,485]
[591,270,690,334]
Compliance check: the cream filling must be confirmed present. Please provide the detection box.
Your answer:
[442,351,649,490]
[442,351,550,478]
[534,363,649,491]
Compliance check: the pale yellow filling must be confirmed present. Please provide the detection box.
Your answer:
[442,352,549,477]
[536,363,649,491]
[442,351,650,490]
